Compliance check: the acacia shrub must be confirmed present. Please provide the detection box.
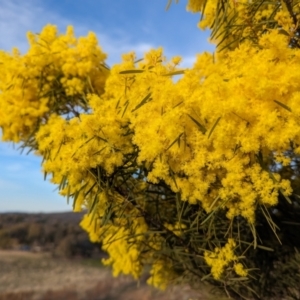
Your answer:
[1,0,300,298]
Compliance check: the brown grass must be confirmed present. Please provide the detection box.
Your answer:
[0,250,224,300]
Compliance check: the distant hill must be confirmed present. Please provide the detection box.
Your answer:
[0,211,104,258]
[0,211,86,223]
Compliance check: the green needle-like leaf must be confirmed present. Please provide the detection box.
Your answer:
[208,117,221,139]
[131,93,152,112]
[187,114,207,134]
[163,70,185,76]
[274,100,292,112]
[119,70,144,74]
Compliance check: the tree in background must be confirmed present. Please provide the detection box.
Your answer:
[1,0,300,298]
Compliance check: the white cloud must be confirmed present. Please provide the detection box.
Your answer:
[0,0,48,52]
[0,0,156,65]
[0,0,203,68]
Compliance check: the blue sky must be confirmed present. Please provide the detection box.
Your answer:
[0,0,214,212]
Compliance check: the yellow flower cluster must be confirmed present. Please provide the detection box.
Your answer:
[1,3,299,288]
[164,221,187,237]
[80,199,149,279]
[147,258,177,290]
[74,33,293,224]
[204,239,247,279]
[0,24,108,143]
[79,194,170,284]
[186,0,300,51]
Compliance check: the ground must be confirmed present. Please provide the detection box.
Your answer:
[0,250,225,300]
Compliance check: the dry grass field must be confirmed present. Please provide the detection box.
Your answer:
[0,250,224,300]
